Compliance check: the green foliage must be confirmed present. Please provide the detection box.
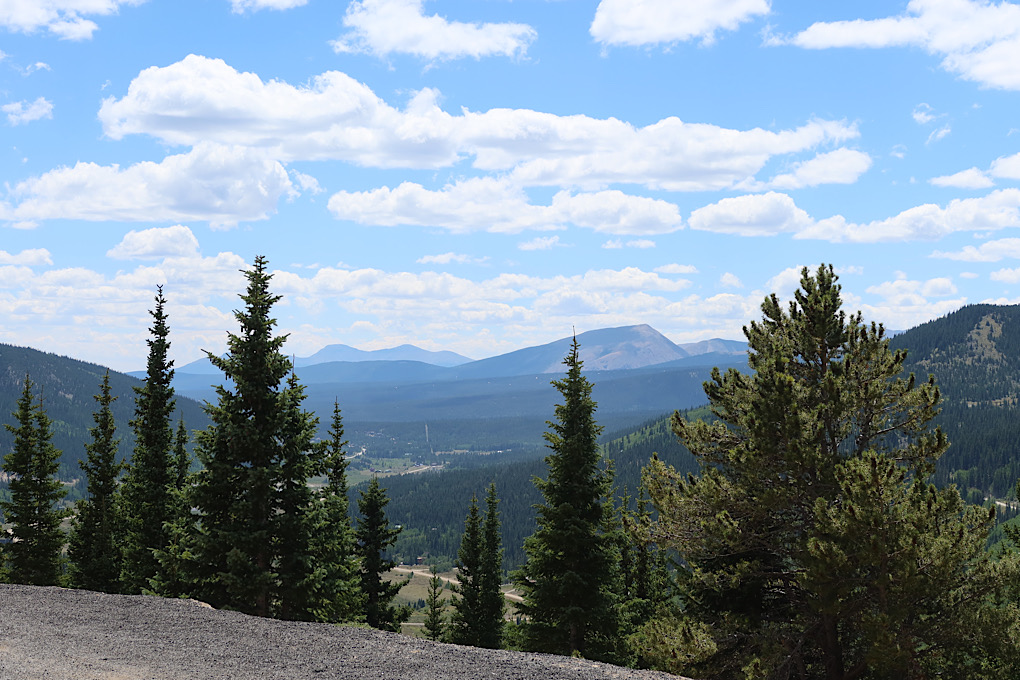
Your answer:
[149,417,191,598]
[310,401,364,623]
[119,287,178,594]
[67,372,124,592]
[513,337,620,660]
[1,375,69,586]
[355,476,411,631]
[449,483,504,648]
[185,256,325,619]
[422,566,447,641]
[644,265,1020,679]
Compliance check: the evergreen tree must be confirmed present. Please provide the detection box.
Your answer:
[643,265,1020,679]
[120,286,177,594]
[1,376,68,586]
[513,337,619,659]
[311,400,364,622]
[422,565,447,641]
[150,417,191,598]
[186,256,324,619]
[478,482,506,649]
[355,477,411,632]
[67,372,124,592]
[449,494,484,645]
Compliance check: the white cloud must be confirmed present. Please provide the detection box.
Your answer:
[720,272,743,288]
[518,236,560,251]
[991,267,1020,283]
[416,252,488,265]
[655,264,699,274]
[107,225,201,260]
[0,248,52,266]
[291,170,323,195]
[98,56,859,190]
[602,238,656,249]
[930,237,1020,261]
[3,97,53,125]
[788,0,1020,90]
[0,0,145,40]
[913,103,936,124]
[6,143,293,228]
[591,0,769,47]
[327,177,684,235]
[689,191,814,236]
[230,0,307,13]
[752,148,872,190]
[332,0,535,61]
[929,167,994,188]
[990,152,1020,178]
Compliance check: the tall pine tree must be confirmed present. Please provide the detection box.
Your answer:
[513,337,619,659]
[422,565,447,641]
[450,483,505,648]
[150,417,191,598]
[355,477,411,632]
[119,286,177,594]
[644,265,1020,679]
[1,376,68,586]
[310,400,364,623]
[186,255,324,619]
[67,372,124,593]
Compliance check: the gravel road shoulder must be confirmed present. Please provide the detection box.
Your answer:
[0,585,688,680]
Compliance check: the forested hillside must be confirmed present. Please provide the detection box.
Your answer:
[0,344,207,481]
[891,304,1020,498]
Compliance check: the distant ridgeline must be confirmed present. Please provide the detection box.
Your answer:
[890,303,1020,501]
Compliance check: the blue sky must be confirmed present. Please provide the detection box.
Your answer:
[4,0,1020,372]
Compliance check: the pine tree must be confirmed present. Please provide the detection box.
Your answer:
[449,494,484,645]
[478,482,506,649]
[422,565,447,641]
[67,372,124,592]
[311,400,364,623]
[186,255,324,618]
[1,376,68,586]
[643,265,1020,679]
[150,417,191,598]
[355,477,411,632]
[513,337,619,659]
[120,286,177,594]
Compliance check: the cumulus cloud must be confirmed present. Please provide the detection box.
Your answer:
[655,263,699,274]
[689,192,814,236]
[0,0,145,40]
[602,239,656,249]
[787,0,1020,91]
[327,177,684,235]
[98,55,859,190]
[107,225,201,260]
[991,267,1020,283]
[0,248,52,266]
[3,97,53,125]
[230,0,307,13]
[936,237,1020,261]
[749,148,872,190]
[929,167,994,188]
[990,152,1020,178]
[332,0,535,60]
[720,272,743,288]
[5,143,293,228]
[591,0,769,47]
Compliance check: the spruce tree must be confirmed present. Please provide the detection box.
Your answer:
[311,400,364,622]
[150,417,191,598]
[186,255,324,618]
[478,482,505,649]
[120,286,177,594]
[513,337,619,659]
[422,565,447,641]
[449,494,484,645]
[355,477,411,632]
[1,376,68,586]
[67,372,124,592]
[643,265,1020,679]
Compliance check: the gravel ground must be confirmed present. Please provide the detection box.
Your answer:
[0,585,688,680]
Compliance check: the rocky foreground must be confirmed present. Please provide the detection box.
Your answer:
[0,585,688,679]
